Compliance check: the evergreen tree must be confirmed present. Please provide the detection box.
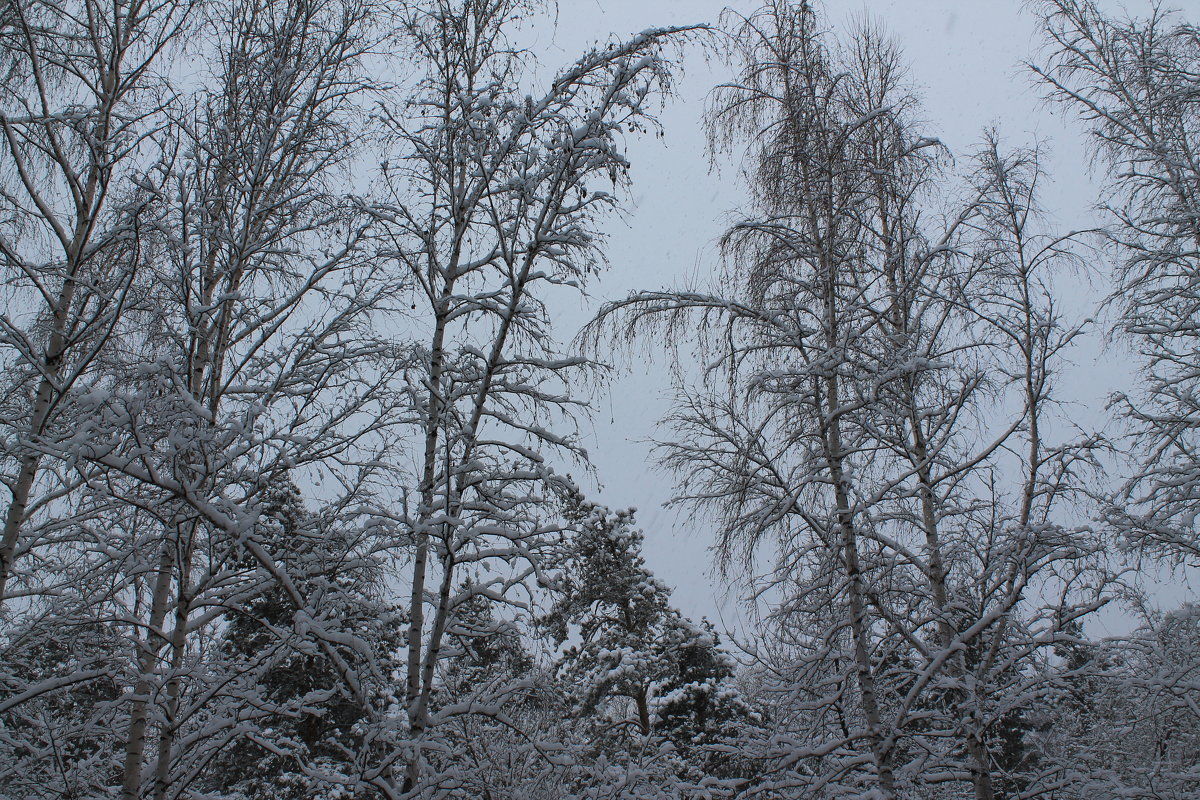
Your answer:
[441,590,533,699]
[0,611,124,799]
[652,618,761,784]
[540,490,757,785]
[208,481,405,799]
[539,493,673,737]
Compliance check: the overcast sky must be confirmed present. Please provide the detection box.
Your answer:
[528,0,1171,631]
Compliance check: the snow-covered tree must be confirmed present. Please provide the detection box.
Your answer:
[595,4,953,793]
[205,482,406,800]
[27,0,404,795]
[540,490,756,789]
[651,618,760,785]
[1035,0,1200,567]
[0,0,191,607]
[1038,604,1200,800]
[7,1,1192,798]
[594,4,1112,798]
[369,2,696,791]
[540,495,680,736]
[0,603,125,798]
[0,0,698,795]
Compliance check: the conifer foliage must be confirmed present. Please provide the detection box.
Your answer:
[541,490,756,774]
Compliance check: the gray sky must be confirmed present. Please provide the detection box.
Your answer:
[537,0,1172,629]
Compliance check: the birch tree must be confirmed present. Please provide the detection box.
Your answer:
[0,0,697,795]
[890,136,1108,800]
[1029,4,1200,795]
[0,0,193,608]
[595,3,1111,797]
[370,2,694,791]
[1034,0,1200,565]
[595,5,944,793]
[60,0,403,795]
[0,0,191,792]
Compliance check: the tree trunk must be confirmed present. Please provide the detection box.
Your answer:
[153,539,193,800]
[635,688,651,736]
[967,729,996,800]
[826,373,896,799]
[121,542,177,800]
[0,259,81,604]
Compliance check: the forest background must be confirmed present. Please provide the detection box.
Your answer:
[1,0,1197,798]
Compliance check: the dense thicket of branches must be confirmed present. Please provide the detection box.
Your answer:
[0,0,1195,798]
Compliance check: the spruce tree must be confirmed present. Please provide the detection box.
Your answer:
[540,490,757,783]
[210,481,405,799]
